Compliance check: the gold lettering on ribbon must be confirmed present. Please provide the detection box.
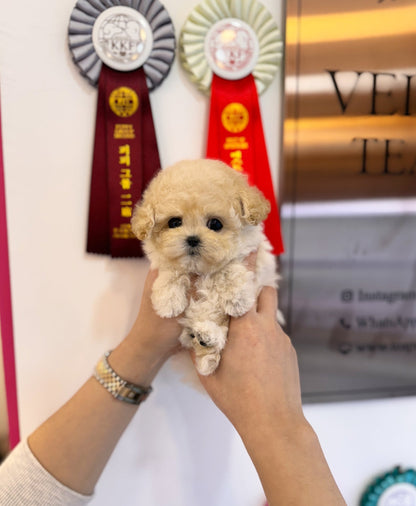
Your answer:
[119,144,131,167]
[114,124,136,139]
[224,136,249,170]
[112,144,135,239]
[119,168,132,190]
[223,136,249,150]
[229,150,244,172]
[221,104,250,172]
[112,223,135,239]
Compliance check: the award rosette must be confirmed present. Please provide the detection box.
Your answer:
[179,0,284,254]
[68,0,175,257]
[360,467,416,506]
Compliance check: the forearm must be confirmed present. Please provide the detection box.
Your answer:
[28,334,163,496]
[239,419,346,506]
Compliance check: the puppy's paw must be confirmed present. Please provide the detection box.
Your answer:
[152,292,187,318]
[151,282,188,318]
[151,272,190,318]
[191,320,227,350]
[223,291,256,317]
[195,352,221,376]
[179,321,226,375]
[216,266,255,317]
[179,327,194,349]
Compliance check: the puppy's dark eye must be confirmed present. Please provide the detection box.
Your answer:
[207,218,223,231]
[168,217,182,228]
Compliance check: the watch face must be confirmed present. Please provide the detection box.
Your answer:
[204,18,259,80]
[92,6,153,72]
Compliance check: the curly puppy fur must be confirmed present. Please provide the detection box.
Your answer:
[131,159,278,375]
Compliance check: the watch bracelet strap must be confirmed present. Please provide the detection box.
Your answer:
[94,350,153,405]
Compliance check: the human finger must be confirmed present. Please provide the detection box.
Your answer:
[244,250,258,272]
[256,285,278,316]
[143,268,158,292]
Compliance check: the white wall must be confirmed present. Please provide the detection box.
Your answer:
[1,1,415,505]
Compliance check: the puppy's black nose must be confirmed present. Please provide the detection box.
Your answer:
[186,236,201,248]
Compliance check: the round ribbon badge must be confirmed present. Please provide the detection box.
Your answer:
[361,467,416,506]
[221,102,250,133]
[68,0,175,258]
[108,87,139,117]
[92,6,153,72]
[204,18,259,81]
[179,0,282,95]
[179,0,284,255]
[68,0,175,90]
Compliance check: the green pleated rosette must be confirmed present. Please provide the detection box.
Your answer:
[179,0,283,95]
[360,467,416,506]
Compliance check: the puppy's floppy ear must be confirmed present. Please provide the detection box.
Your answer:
[131,201,154,240]
[235,185,271,225]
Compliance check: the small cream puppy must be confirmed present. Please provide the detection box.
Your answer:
[131,159,278,375]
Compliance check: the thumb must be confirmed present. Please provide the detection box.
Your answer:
[244,250,258,272]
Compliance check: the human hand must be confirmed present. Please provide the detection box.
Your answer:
[110,269,183,386]
[195,286,305,438]
[128,269,183,357]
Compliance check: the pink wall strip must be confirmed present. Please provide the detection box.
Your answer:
[0,94,20,449]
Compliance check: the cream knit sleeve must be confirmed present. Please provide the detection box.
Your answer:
[0,439,92,505]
